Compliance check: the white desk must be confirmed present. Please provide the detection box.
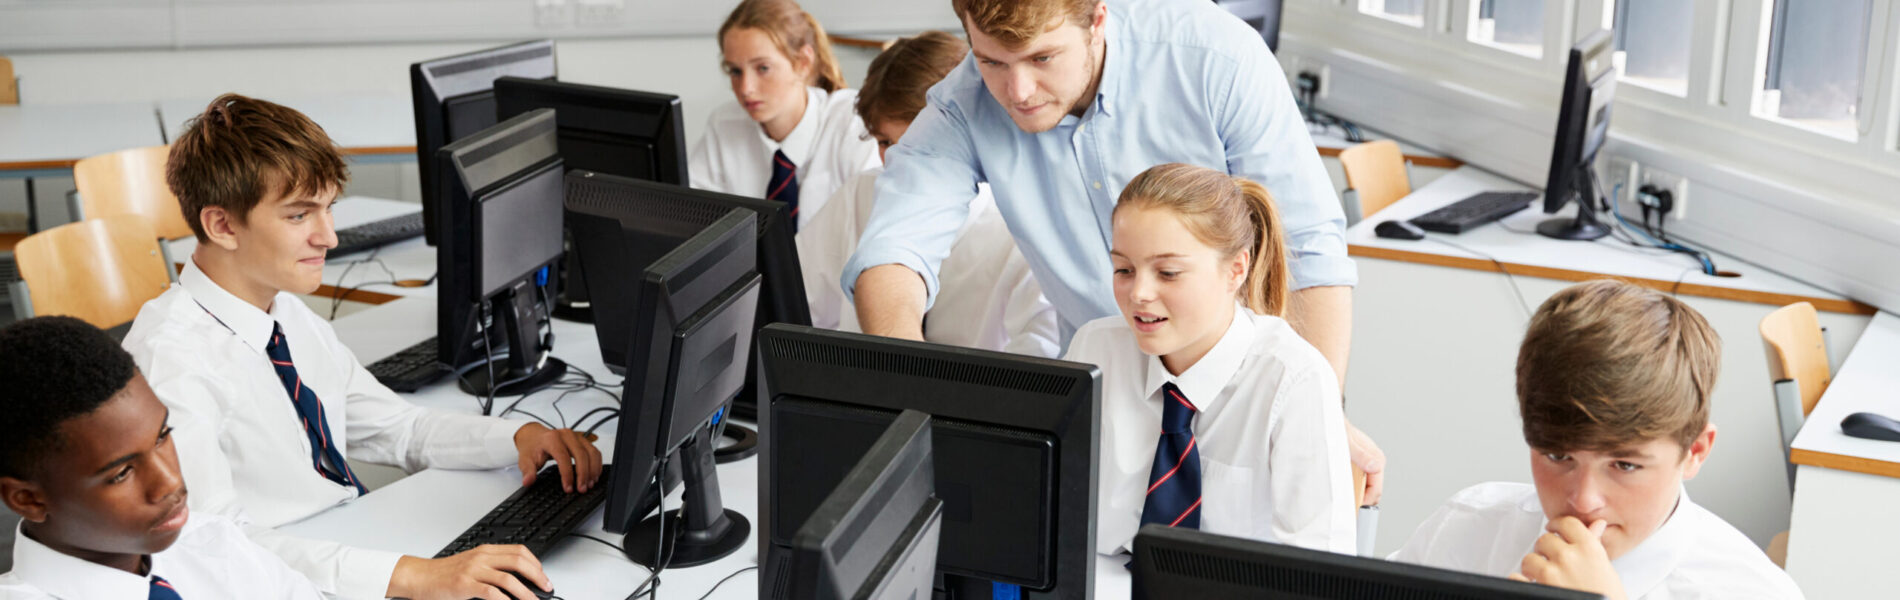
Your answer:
[324,297,1138,598]
[0,102,165,177]
[1309,123,1461,170]
[1783,310,1900,599]
[158,94,415,162]
[170,196,436,305]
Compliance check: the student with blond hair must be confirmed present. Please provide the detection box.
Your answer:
[690,0,879,231]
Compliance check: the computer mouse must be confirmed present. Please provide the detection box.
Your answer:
[492,573,554,600]
[1842,412,1900,442]
[1374,219,1426,241]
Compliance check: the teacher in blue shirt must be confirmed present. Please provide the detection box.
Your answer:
[842,0,1386,503]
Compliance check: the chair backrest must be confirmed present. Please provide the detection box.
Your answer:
[0,56,15,105]
[1337,140,1411,220]
[73,145,196,242]
[1760,302,1831,416]
[15,216,171,329]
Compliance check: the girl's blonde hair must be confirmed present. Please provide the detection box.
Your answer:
[719,0,846,93]
[1115,163,1291,317]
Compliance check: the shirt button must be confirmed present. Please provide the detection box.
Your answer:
[1078,124,1086,134]
[1093,181,1103,190]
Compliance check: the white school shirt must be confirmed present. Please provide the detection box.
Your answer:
[798,168,1061,357]
[1063,307,1355,556]
[0,514,322,600]
[1390,482,1805,600]
[688,86,881,231]
[120,260,524,600]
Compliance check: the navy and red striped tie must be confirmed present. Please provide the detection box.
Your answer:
[767,149,800,232]
[266,323,366,495]
[149,574,183,600]
[1140,382,1201,530]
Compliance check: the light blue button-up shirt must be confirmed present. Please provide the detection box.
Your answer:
[842,0,1354,340]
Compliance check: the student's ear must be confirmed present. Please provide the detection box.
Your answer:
[1229,250,1250,294]
[200,206,242,251]
[1679,424,1718,480]
[795,44,816,78]
[0,476,49,523]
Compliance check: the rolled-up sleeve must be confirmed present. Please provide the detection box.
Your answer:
[840,93,984,311]
[1214,37,1357,290]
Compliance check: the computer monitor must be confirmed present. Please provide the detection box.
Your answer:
[1538,29,1616,241]
[411,40,557,246]
[566,194,761,567]
[493,76,691,323]
[757,324,1101,599]
[1131,525,1604,600]
[434,109,568,397]
[1215,0,1284,52]
[787,409,943,600]
[562,171,809,418]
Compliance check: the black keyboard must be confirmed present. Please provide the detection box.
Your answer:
[436,464,615,559]
[1408,191,1539,234]
[366,337,446,393]
[332,212,425,257]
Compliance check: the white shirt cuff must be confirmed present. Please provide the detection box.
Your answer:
[336,546,403,600]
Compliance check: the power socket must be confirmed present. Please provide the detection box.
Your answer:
[533,0,570,29]
[575,0,624,27]
[1639,166,1690,220]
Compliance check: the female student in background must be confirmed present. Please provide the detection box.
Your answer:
[689,0,879,231]
[798,31,1060,357]
[1065,163,1355,556]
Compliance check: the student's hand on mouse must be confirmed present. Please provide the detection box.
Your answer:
[514,423,604,493]
[1508,517,1628,600]
[389,545,549,600]
[1345,420,1385,506]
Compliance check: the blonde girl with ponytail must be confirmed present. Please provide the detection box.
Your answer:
[688,0,879,231]
[1064,163,1356,556]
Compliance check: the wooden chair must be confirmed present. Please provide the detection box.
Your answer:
[1758,301,1832,568]
[1337,140,1411,225]
[12,216,171,330]
[0,56,16,105]
[73,145,194,242]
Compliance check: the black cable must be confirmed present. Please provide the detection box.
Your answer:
[624,463,670,600]
[565,533,628,553]
[695,566,759,600]
[1425,236,1534,321]
[326,247,392,319]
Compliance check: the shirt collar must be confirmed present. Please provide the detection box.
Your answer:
[1140,304,1255,415]
[765,86,824,168]
[1608,486,1695,599]
[9,523,155,598]
[179,258,280,354]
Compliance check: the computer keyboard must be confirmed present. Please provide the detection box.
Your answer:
[436,464,616,559]
[1408,191,1539,234]
[366,337,446,393]
[332,212,426,257]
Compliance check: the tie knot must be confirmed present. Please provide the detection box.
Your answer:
[265,323,291,362]
[149,574,183,600]
[1160,383,1196,434]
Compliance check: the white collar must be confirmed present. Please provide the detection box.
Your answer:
[1608,486,1696,599]
[9,522,161,598]
[762,86,825,168]
[1140,304,1255,415]
[179,258,285,355]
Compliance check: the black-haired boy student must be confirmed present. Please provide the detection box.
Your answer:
[121,94,601,600]
[0,316,321,598]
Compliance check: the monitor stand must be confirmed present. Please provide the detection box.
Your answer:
[624,427,750,568]
[552,232,595,323]
[458,283,567,397]
[1536,167,1611,241]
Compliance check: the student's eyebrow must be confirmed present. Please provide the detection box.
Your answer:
[1609,447,1655,459]
[284,199,324,210]
[91,408,171,476]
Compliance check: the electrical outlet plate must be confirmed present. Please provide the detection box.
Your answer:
[575,0,624,27]
[1640,165,1690,220]
[1602,155,1638,210]
[534,0,570,29]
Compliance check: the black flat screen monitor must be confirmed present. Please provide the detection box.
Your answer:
[567,194,760,567]
[1539,29,1616,241]
[435,108,568,397]
[411,40,557,246]
[562,171,809,417]
[1132,525,1605,600]
[788,409,943,600]
[757,324,1101,599]
[1216,0,1284,52]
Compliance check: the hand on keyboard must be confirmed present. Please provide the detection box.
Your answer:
[390,545,551,600]
[513,423,605,493]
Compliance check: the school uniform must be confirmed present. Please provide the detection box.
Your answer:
[120,260,525,599]
[1390,482,1806,600]
[0,513,322,599]
[1064,307,1355,556]
[798,167,1061,357]
[688,86,880,232]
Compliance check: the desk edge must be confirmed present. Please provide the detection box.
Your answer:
[1791,447,1900,479]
